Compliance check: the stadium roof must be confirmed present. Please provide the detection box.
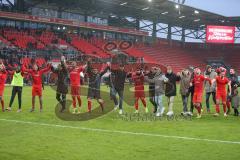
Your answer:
[182,0,240,17]
[24,0,240,29]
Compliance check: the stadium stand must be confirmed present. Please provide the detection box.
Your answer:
[2,28,38,49]
[69,34,112,58]
[0,26,239,73]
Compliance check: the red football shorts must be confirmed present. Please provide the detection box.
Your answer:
[32,85,42,96]
[193,92,203,103]
[135,91,145,98]
[71,86,80,96]
[135,86,145,98]
[0,85,5,96]
[216,92,227,102]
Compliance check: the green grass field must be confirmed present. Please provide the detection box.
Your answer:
[0,85,240,160]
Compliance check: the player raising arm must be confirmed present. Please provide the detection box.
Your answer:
[108,63,127,115]
[22,62,51,112]
[86,58,109,113]
[52,56,69,113]
[69,61,86,114]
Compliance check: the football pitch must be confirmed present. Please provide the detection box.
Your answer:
[0,86,240,160]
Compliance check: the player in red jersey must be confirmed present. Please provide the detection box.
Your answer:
[130,68,148,113]
[69,61,86,114]
[191,68,211,118]
[212,69,231,117]
[23,63,51,112]
[0,60,7,112]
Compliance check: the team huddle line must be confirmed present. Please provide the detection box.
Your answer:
[0,56,239,119]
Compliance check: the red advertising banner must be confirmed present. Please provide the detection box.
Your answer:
[0,11,148,36]
[206,25,235,44]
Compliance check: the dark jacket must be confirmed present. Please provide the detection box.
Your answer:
[146,71,155,95]
[188,72,195,94]
[52,62,69,94]
[165,72,180,97]
[86,62,108,90]
[110,69,127,91]
[106,72,115,88]
[228,74,239,95]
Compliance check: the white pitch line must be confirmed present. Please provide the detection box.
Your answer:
[0,118,240,145]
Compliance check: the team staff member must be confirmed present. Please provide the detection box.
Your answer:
[52,56,69,113]
[105,67,119,110]
[109,64,127,115]
[231,82,239,116]
[165,66,181,116]
[204,65,217,113]
[86,59,108,113]
[179,69,191,116]
[188,68,195,116]
[145,67,168,117]
[145,67,157,113]
[227,68,239,114]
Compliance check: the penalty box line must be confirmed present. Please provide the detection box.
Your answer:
[0,118,240,145]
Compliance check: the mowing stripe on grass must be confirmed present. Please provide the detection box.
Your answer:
[1,118,240,145]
